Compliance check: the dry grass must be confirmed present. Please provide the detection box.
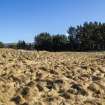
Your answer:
[0,48,105,105]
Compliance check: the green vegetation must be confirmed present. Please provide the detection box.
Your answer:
[1,21,105,51]
[34,21,105,51]
[0,42,4,48]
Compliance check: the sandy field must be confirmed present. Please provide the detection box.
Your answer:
[0,49,105,105]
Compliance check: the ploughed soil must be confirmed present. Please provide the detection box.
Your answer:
[0,49,105,105]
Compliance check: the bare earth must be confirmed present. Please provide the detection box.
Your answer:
[0,49,105,105]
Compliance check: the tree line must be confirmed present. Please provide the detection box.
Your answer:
[1,21,105,51]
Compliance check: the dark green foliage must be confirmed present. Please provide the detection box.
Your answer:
[34,21,105,51]
[1,21,105,51]
[26,43,34,50]
[35,32,52,50]
[77,22,105,50]
[16,41,34,50]
[0,42,4,48]
[67,26,79,50]
[34,33,68,51]
[17,40,27,49]
[52,34,68,51]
